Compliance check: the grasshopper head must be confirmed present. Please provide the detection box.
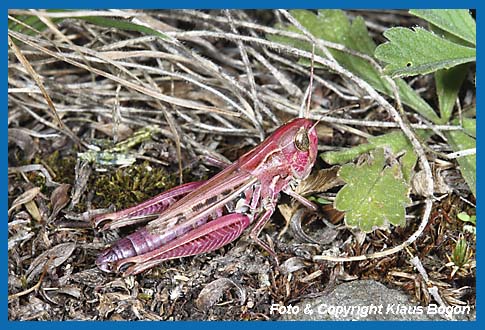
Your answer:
[278,118,318,180]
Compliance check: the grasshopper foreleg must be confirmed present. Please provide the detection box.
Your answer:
[249,206,279,264]
[283,188,317,211]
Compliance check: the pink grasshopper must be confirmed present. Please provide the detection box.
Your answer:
[93,118,318,276]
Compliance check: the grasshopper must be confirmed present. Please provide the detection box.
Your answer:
[93,118,319,276]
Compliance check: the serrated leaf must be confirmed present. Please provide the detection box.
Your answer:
[268,10,441,123]
[375,27,475,78]
[445,118,476,197]
[410,9,476,46]
[321,130,432,182]
[435,64,469,123]
[335,149,411,233]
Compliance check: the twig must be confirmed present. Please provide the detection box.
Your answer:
[446,148,476,159]
[410,256,450,319]
[8,257,53,301]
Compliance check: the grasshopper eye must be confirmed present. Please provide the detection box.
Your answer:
[294,127,310,152]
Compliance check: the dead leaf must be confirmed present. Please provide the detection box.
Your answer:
[300,269,323,283]
[295,166,343,196]
[14,296,50,320]
[26,242,76,283]
[25,200,42,222]
[8,187,41,216]
[280,257,308,274]
[43,286,83,305]
[290,209,320,244]
[70,268,106,288]
[321,204,345,225]
[49,183,71,221]
[277,203,300,239]
[196,278,246,311]
[56,286,82,299]
[97,292,132,318]
[412,169,452,196]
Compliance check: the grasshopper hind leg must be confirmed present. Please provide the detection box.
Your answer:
[118,213,251,276]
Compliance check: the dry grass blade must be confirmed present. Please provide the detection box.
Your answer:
[8,35,64,128]
[142,72,184,184]
[8,30,240,117]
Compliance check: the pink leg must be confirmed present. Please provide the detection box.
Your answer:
[283,188,317,211]
[117,213,251,276]
[93,181,206,230]
[249,206,278,263]
[200,154,232,169]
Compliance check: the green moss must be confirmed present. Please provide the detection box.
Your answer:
[92,162,192,210]
[25,151,77,193]
[42,151,77,183]
[16,140,212,214]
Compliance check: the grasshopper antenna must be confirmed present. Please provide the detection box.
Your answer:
[306,43,315,118]
[300,43,315,119]
[310,104,360,132]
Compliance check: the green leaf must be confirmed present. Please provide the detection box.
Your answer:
[410,9,476,46]
[375,27,476,78]
[462,117,476,138]
[457,212,476,225]
[9,15,63,35]
[435,64,469,123]
[335,148,411,233]
[445,119,476,197]
[451,237,470,267]
[9,11,168,40]
[79,16,168,40]
[268,10,441,123]
[321,130,432,182]
[308,196,332,205]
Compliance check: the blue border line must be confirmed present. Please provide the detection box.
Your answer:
[4,1,480,328]
[475,4,481,325]
[3,0,481,9]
